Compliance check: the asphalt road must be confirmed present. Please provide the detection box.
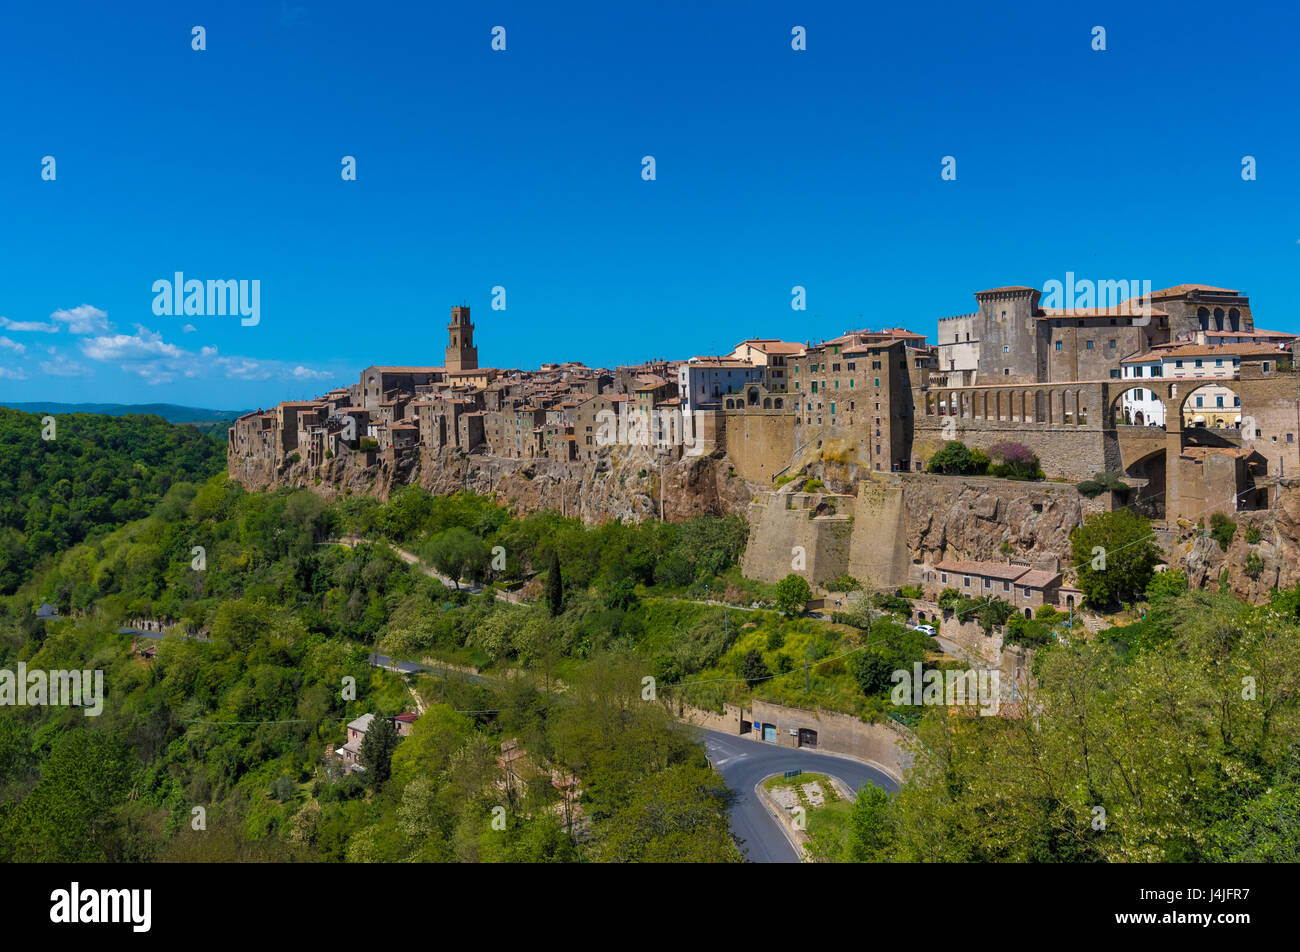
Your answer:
[698,727,899,863]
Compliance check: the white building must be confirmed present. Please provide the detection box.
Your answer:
[677,356,764,417]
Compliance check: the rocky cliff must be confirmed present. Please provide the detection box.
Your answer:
[228,445,754,524]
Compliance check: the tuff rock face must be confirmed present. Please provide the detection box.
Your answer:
[229,444,754,524]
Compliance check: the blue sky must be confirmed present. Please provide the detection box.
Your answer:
[1,0,1297,409]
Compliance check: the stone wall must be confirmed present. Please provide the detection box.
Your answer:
[741,473,1110,589]
[749,699,912,782]
[723,411,797,484]
[739,493,854,585]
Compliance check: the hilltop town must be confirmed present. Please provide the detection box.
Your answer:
[228,284,1300,604]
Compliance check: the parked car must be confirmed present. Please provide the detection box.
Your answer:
[914,623,936,635]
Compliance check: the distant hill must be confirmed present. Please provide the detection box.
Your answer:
[0,402,249,424]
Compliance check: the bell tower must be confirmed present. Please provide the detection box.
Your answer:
[445,305,478,373]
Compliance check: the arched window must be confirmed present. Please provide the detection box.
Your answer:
[1214,307,1224,331]
[763,397,772,409]
[774,398,783,409]
[1198,307,1210,331]
[1229,308,1241,332]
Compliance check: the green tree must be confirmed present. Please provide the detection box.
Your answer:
[850,650,894,697]
[843,783,896,862]
[359,715,400,786]
[740,649,771,689]
[774,573,811,616]
[1070,509,1162,609]
[544,548,564,616]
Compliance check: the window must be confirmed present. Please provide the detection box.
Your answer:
[963,575,971,588]
[1004,368,1011,375]
[1055,341,1063,351]
[874,378,880,387]
[1195,359,1203,368]
[847,362,855,371]
[1109,339,1116,348]
[1003,345,1009,353]
[1175,360,1183,368]
[983,578,991,589]
[1086,340,1094,350]
[1135,366,1143,378]
[1264,361,1272,373]
[1215,358,1223,367]
[1152,367,1162,377]
[1003,581,1010,591]
[1196,396,1204,407]
[1109,369,1120,379]
[849,379,854,387]
[1217,396,1224,408]
[940,572,949,584]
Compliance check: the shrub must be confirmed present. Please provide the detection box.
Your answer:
[926,441,988,476]
[988,442,1044,481]
[825,574,862,592]
[803,477,825,492]
[1210,512,1237,551]
[1245,525,1262,544]
[898,584,922,599]
[1245,552,1265,579]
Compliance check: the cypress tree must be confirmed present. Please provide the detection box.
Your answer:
[545,549,564,616]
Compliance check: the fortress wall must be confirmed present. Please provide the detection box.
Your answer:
[912,418,1111,481]
[847,477,912,589]
[722,411,797,484]
[739,496,853,585]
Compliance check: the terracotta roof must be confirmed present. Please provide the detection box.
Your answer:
[1016,569,1060,589]
[735,339,806,354]
[935,560,1030,582]
[1122,342,1282,362]
[1149,284,1239,297]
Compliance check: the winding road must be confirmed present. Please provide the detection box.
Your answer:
[698,728,899,863]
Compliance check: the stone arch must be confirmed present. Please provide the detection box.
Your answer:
[747,387,760,406]
[1109,384,1166,427]
[1229,307,1241,332]
[763,397,772,409]
[1198,307,1210,331]
[724,398,735,410]
[774,397,784,409]
[1179,380,1244,429]
[1214,307,1225,331]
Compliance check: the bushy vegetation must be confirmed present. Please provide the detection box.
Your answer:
[1070,510,1162,610]
[1210,512,1237,551]
[987,442,1044,481]
[925,441,989,476]
[0,408,225,593]
[1077,471,1131,500]
[0,478,755,862]
[842,584,1300,862]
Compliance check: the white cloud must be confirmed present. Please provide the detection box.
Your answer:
[0,337,26,355]
[0,316,58,333]
[50,304,110,335]
[40,356,85,377]
[75,325,336,388]
[182,324,197,333]
[0,367,28,380]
